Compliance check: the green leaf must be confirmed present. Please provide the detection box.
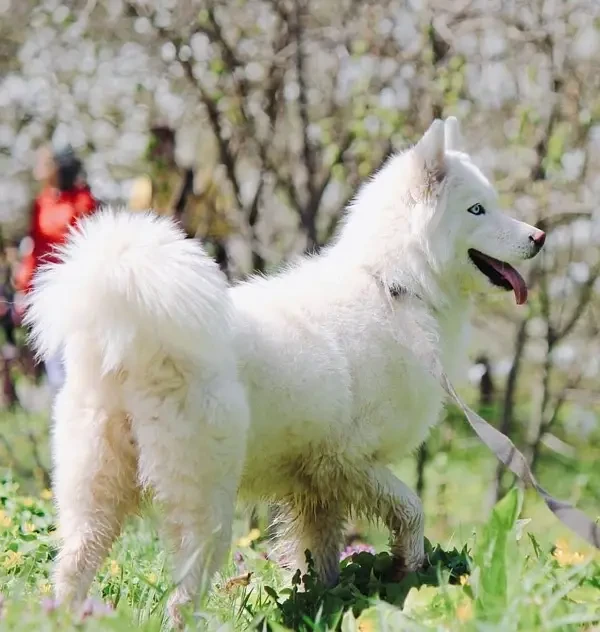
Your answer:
[352,552,374,571]
[473,487,522,622]
[264,585,280,604]
[351,40,369,56]
[384,581,410,607]
[209,59,226,75]
[527,532,543,559]
[373,552,393,576]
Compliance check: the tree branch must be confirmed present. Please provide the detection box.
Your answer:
[205,6,249,100]
[529,374,581,475]
[307,131,355,250]
[556,264,600,342]
[492,316,528,503]
[293,0,317,205]
[536,211,592,233]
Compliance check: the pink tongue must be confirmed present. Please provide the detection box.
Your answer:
[486,257,528,305]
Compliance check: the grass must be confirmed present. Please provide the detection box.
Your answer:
[0,404,599,630]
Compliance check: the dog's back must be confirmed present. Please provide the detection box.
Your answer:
[25,209,250,625]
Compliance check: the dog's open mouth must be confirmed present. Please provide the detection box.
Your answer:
[468,249,527,305]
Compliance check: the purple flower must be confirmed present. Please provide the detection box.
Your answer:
[340,543,376,562]
[41,597,58,615]
[80,597,114,620]
[233,551,245,573]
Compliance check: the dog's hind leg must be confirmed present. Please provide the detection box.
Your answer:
[277,498,345,588]
[359,465,424,574]
[52,388,139,607]
[129,371,249,627]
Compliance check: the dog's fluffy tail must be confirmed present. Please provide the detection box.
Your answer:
[25,208,233,374]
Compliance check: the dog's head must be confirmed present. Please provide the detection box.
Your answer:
[348,117,545,305]
[414,118,545,304]
[414,118,546,304]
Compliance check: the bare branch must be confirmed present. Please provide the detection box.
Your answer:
[27,431,51,489]
[556,264,600,341]
[492,317,528,503]
[536,211,592,233]
[309,131,355,249]
[206,6,249,99]
[293,0,317,207]
[529,374,582,474]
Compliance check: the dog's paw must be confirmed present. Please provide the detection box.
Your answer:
[166,592,189,630]
[390,552,425,582]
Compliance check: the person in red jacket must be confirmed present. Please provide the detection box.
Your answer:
[15,145,98,396]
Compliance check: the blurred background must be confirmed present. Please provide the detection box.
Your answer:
[0,0,599,547]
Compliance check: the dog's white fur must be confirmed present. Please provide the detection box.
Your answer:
[26,118,543,623]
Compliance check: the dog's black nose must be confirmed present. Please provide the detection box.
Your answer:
[529,229,546,251]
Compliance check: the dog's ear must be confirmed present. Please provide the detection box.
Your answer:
[444,117,462,152]
[412,119,446,188]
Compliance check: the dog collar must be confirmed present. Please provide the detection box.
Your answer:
[387,282,423,303]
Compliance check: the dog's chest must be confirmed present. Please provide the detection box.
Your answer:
[347,298,471,460]
[348,340,443,460]
[436,303,472,383]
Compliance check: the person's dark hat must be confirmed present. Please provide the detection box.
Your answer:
[53,145,83,191]
[53,144,81,170]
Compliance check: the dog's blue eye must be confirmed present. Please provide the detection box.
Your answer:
[467,203,485,216]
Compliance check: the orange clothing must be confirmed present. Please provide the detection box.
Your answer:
[16,186,97,293]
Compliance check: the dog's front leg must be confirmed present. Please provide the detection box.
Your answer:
[361,465,425,576]
[277,499,345,588]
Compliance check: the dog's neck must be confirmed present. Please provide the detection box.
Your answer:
[381,274,473,384]
[353,239,473,382]
[375,249,472,313]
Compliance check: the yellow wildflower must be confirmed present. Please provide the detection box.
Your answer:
[21,497,35,508]
[555,537,570,550]
[39,581,52,594]
[0,510,11,528]
[456,600,473,622]
[357,617,376,632]
[110,560,121,577]
[146,572,157,585]
[236,528,261,548]
[553,539,586,566]
[3,550,23,570]
[40,489,53,500]
[553,547,585,566]
[459,574,469,586]
[23,522,36,534]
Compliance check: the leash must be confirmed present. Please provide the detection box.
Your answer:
[442,370,600,549]
[380,278,600,549]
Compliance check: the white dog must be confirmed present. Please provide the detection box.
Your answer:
[26,118,545,623]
